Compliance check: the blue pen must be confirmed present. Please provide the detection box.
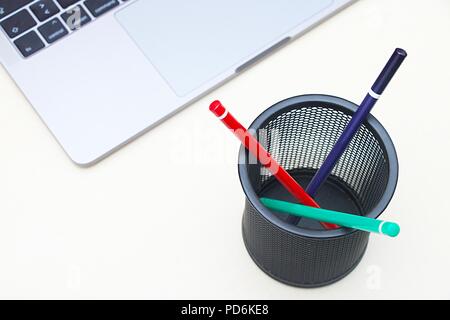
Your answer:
[287,48,407,226]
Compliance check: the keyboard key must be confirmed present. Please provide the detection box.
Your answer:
[61,5,91,30]
[56,0,80,9]
[0,9,36,38]
[0,0,34,20]
[30,0,60,22]
[38,18,68,44]
[14,31,45,57]
[84,0,119,18]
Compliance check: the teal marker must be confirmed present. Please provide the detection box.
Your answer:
[260,198,400,237]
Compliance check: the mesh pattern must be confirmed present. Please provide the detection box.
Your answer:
[243,200,369,287]
[258,106,388,214]
[241,98,396,287]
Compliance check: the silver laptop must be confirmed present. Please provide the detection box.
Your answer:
[0,0,354,166]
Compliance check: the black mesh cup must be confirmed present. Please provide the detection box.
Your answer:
[238,94,398,288]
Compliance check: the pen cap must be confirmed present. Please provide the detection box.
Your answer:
[238,95,398,288]
[372,48,407,95]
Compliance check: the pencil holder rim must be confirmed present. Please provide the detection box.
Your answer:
[238,94,399,239]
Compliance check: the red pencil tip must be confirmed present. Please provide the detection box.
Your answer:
[209,100,226,117]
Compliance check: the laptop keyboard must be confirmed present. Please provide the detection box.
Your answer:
[0,0,130,58]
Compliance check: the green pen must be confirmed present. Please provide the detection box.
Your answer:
[260,198,400,238]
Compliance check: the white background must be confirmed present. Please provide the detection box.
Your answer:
[1,0,449,299]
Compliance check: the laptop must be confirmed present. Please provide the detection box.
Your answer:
[0,0,354,166]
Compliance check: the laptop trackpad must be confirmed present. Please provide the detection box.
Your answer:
[116,0,334,96]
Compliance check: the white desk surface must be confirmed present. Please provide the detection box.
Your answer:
[1,0,449,299]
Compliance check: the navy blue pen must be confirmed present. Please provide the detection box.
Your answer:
[287,48,407,226]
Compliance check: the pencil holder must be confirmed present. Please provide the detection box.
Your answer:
[238,94,398,288]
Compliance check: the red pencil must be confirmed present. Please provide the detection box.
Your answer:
[210,100,339,230]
